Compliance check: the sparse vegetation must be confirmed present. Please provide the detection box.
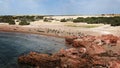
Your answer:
[60,18,67,22]
[43,18,49,22]
[73,16,120,26]
[43,17,54,22]
[0,15,120,26]
[65,23,102,28]
[8,20,15,25]
[0,15,44,25]
[0,16,15,25]
[36,16,44,20]
[19,20,30,25]
[60,18,73,22]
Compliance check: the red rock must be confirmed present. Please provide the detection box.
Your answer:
[18,52,61,68]
[73,39,91,47]
[117,40,120,46]
[94,39,105,45]
[88,45,106,55]
[73,39,105,55]
[65,36,78,45]
[84,35,96,41]
[79,47,86,54]
[66,59,83,68]
[72,39,83,47]
[92,60,108,68]
[101,34,118,44]
[109,61,120,68]
[66,48,80,59]
[59,48,80,59]
[18,34,120,68]
[61,57,87,68]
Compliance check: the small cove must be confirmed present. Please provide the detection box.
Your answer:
[0,32,66,68]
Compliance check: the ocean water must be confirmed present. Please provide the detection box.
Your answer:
[0,32,66,68]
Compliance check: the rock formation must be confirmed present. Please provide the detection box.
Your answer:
[18,52,61,68]
[18,34,120,68]
[65,36,78,45]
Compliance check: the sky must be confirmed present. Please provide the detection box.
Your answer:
[0,0,120,15]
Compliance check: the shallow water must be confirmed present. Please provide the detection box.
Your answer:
[0,32,66,68]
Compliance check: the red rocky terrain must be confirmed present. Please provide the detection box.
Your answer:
[18,34,120,68]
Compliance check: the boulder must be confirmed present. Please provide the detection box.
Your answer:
[65,36,77,45]
[88,45,106,55]
[83,35,96,42]
[58,48,81,59]
[101,34,118,44]
[73,39,105,55]
[109,61,120,68]
[73,39,91,47]
[60,57,87,68]
[79,47,87,54]
[65,59,86,68]
[18,52,61,68]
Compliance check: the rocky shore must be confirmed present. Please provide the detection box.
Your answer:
[18,34,120,68]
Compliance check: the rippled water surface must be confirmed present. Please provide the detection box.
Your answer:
[0,32,66,68]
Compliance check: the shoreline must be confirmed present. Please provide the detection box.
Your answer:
[0,25,66,38]
[0,30,65,38]
[0,24,85,38]
[0,23,120,38]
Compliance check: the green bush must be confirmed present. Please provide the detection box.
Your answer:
[43,18,49,22]
[36,16,44,20]
[60,18,67,22]
[8,20,15,25]
[0,16,15,25]
[73,16,120,26]
[19,20,30,25]
[0,15,45,25]
[73,19,81,22]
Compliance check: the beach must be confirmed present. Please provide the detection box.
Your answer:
[0,21,120,38]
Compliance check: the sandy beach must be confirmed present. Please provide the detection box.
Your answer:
[0,21,120,37]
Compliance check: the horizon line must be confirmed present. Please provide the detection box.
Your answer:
[0,13,120,16]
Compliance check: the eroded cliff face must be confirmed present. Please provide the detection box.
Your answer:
[18,34,120,68]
